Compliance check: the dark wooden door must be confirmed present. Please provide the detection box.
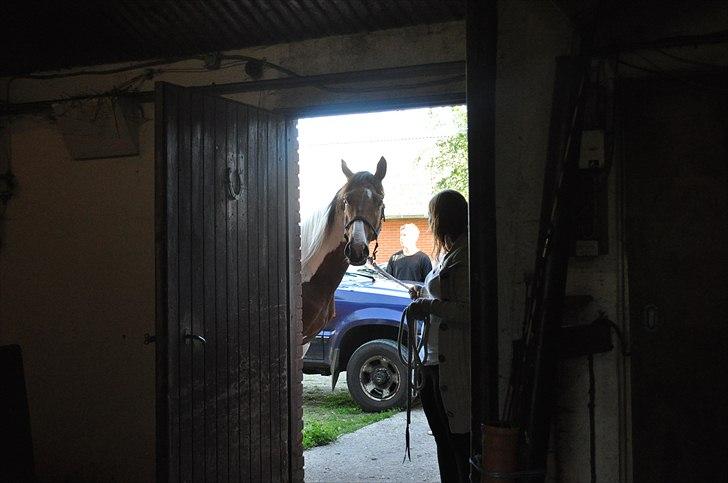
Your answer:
[155,82,303,482]
[623,77,728,482]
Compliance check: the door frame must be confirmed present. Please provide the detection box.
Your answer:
[155,73,468,481]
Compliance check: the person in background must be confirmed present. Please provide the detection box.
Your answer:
[385,223,432,283]
[407,190,470,483]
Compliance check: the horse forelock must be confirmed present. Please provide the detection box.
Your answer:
[341,171,384,196]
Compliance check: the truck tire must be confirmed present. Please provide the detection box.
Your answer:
[346,339,408,412]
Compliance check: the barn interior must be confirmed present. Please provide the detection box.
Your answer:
[1,1,727,482]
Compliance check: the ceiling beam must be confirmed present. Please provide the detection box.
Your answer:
[3,61,466,115]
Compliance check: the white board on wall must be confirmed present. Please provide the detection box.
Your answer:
[52,97,141,160]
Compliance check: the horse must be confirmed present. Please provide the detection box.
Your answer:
[300,157,387,354]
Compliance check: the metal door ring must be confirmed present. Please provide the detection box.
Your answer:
[227,168,243,200]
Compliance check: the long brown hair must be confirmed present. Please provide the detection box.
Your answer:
[428,190,468,260]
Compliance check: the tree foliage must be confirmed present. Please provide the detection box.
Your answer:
[426,106,468,199]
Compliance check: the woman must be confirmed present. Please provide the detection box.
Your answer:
[408,189,470,483]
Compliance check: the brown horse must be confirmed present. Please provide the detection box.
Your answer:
[300,157,387,352]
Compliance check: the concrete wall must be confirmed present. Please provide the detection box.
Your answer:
[0,113,157,481]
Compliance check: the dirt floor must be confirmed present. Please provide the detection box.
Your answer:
[303,376,439,482]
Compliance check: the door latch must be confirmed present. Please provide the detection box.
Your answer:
[184,333,207,344]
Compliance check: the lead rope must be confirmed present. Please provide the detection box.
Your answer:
[398,307,429,462]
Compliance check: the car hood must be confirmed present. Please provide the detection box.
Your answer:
[337,282,409,300]
[336,277,411,302]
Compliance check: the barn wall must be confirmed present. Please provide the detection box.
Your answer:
[496,3,728,481]
[6,4,724,480]
[0,114,157,482]
[491,4,619,481]
[0,22,465,482]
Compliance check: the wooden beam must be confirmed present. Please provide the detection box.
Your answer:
[466,0,499,466]
[3,61,466,116]
[274,92,466,118]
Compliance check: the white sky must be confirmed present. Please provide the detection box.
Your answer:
[297,106,463,219]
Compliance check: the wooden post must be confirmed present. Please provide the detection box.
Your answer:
[467,0,499,471]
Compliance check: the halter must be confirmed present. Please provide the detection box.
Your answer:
[343,204,385,261]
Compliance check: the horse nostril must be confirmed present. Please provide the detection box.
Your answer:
[344,242,369,265]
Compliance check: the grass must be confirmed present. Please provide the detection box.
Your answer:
[302,382,399,450]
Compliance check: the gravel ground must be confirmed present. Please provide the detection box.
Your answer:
[303,375,439,482]
[304,373,350,391]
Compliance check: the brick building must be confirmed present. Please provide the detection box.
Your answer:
[374,216,435,264]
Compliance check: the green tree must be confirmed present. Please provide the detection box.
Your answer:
[426,106,468,199]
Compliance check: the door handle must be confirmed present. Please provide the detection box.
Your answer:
[641,304,659,332]
[184,333,207,344]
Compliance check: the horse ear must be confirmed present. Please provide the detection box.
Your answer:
[341,159,354,180]
[375,156,387,180]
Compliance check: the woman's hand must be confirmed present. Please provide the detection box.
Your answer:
[407,298,432,319]
[408,285,422,300]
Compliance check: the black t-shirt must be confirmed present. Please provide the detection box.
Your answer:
[385,250,432,283]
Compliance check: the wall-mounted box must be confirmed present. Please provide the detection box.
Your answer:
[579,129,605,169]
[52,97,141,160]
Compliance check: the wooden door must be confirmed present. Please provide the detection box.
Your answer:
[155,82,303,482]
[622,77,728,482]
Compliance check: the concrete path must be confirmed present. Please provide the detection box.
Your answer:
[304,408,440,482]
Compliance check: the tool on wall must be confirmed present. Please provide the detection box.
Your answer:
[0,124,16,254]
[506,56,588,479]
[498,56,622,482]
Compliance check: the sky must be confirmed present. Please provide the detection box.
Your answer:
[297,106,463,220]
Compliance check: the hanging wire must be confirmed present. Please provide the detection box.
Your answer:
[655,48,723,68]
[3,52,465,114]
[13,57,193,80]
[618,50,728,93]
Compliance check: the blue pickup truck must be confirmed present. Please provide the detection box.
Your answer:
[303,268,412,412]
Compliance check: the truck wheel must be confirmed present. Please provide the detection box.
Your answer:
[346,339,407,412]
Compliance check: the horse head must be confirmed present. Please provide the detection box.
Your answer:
[339,156,387,266]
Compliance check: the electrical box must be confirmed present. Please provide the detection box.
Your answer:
[573,128,609,257]
[579,129,605,169]
[573,167,609,257]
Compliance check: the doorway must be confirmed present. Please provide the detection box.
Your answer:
[297,106,466,482]
[156,83,468,481]
[622,76,728,482]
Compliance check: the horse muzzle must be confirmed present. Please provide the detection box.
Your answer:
[344,241,369,266]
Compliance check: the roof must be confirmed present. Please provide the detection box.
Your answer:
[1,0,465,76]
